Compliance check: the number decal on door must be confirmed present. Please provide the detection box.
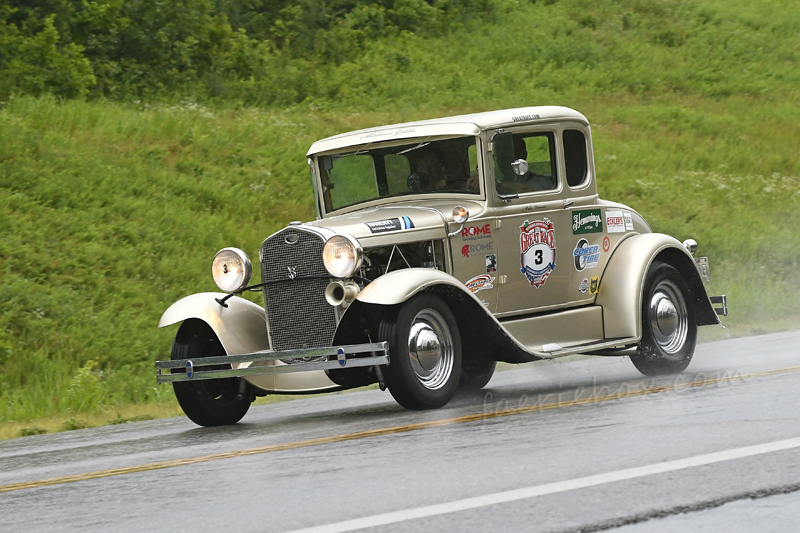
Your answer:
[520,218,557,288]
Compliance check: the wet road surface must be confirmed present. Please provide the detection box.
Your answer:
[1,330,799,532]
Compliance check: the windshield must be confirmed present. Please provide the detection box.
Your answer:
[317,136,480,212]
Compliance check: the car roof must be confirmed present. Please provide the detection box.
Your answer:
[306,106,588,156]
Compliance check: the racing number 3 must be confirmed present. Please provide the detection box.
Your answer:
[534,249,543,265]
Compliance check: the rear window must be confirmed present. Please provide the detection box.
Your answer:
[563,129,588,187]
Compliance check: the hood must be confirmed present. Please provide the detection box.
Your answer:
[305,201,485,245]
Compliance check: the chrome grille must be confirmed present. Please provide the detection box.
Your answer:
[260,228,336,354]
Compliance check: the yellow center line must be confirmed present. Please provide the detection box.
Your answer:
[2,365,799,494]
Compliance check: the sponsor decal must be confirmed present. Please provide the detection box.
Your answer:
[512,114,541,122]
[623,211,634,231]
[590,276,599,294]
[603,236,611,252]
[466,274,495,294]
[365,216,415,233]
[519,218,556,288]
[462,242,494,258]
[462,224,492,241]
[579,278,590,294]
[485,254,497,273]
[606,210,625,233]
[572,209,603,234]
[573,238,600,271]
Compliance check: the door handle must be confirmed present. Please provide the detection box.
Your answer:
[563,199,574,208]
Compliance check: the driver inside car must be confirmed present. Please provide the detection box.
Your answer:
[513,135,556,193]
[408,148,447,192]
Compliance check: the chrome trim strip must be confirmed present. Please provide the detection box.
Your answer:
[157,355,389,383]
[155,342,388,383]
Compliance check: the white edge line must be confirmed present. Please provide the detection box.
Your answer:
[285,436,800,533]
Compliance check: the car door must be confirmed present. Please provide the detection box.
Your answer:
[490,129,571,316]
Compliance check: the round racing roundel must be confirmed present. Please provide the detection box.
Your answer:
[520,218,556,288]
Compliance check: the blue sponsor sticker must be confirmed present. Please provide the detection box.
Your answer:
[365,217,415,233]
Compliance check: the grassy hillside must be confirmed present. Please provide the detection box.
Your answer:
[2,0,800,436]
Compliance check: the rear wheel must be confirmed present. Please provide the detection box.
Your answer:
[171,320,252,426]
[630,262,697,376]
[379,294,462,409]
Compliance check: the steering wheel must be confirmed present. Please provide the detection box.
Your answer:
[407,172,429,192]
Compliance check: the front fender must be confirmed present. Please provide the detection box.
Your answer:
[356,268,473,305]
[596,234,718,339]
[159,292,270,356]
[158,293,338,393]
[351,268,546,363]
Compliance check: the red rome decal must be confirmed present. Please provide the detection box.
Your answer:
[462,224,492,240]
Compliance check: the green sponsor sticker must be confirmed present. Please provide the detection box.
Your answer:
[572,209,603,234]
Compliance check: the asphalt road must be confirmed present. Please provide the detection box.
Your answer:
[2,329,800,532]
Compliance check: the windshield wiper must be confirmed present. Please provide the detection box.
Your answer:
[397,140,430,155]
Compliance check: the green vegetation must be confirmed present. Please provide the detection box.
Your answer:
[1,0,800,436]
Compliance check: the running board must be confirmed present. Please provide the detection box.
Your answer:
[540,337,639,358]
[156,342,388,384]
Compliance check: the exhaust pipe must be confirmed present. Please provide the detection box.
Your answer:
[325,280,360,307]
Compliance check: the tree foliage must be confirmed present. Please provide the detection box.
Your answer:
[0,0,502,103]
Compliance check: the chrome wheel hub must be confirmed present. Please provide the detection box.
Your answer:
[649,280,688,354]
[407,309,454,390]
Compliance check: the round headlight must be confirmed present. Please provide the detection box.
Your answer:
[323,235,362,278]
[212,247,252,293]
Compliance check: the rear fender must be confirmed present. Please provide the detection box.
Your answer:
[596,234,719,339]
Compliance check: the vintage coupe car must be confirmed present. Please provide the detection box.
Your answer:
[156,106,728,426]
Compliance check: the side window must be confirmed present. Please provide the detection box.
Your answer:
[564,129,588,187]
[494,132,557,196]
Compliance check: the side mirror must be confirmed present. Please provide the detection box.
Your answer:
[511,159,529,176]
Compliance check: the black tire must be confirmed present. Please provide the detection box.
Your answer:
[171,320,252,426]
[630,261,697,376]
[379,293,462,409]
[459,358,496,392]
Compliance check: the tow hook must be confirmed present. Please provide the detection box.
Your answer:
[237,379,249,401]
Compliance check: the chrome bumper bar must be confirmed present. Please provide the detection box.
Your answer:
[156,341,389,384]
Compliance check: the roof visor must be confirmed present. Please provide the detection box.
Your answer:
[307,123,481,156]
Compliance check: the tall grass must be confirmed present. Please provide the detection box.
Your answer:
[1,0,800,432]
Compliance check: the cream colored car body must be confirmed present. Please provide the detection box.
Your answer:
[160,105,720,393]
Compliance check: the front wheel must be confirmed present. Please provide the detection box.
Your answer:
[379,293,462,410]
[171,320,252,426]
[630,262,697,376]
[459,358,496,392]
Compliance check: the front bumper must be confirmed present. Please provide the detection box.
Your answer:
[156,342,389,384]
